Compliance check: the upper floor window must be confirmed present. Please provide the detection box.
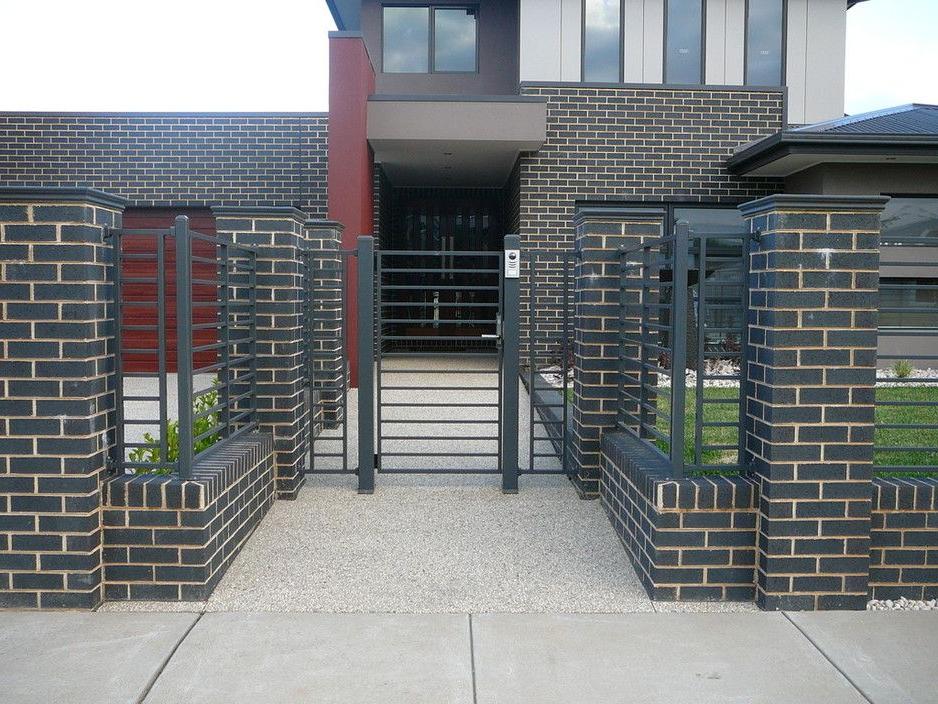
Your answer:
[665,0,704,84]
[746,0,785,85]
[583,0,622,83]
[382,5,478,74]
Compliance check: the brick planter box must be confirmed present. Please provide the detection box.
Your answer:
[601,432,758,601]
[102,434,275,601]
[870,477,938,601]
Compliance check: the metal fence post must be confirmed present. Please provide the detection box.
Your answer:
[501,235,521,493]
[175,215,194,478]
[669,222,689,479]
[356,235,375,494]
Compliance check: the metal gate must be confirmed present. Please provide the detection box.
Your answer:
[303,234,577,493]
[366,236,520,491]
[301,245,355,476]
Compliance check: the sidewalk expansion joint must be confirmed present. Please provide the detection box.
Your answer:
[136,611,204,704]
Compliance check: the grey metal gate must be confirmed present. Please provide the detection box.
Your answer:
[302,245,355,476]
[356,235,520,492]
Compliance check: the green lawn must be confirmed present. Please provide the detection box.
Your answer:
[566,385,938,476]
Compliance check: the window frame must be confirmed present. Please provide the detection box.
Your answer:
[580,0,625,84]
[880,193,938,247]
[663,0,706,86]
[743,0,787,87]
[380,3,480,75]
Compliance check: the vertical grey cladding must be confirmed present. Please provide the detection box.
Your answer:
[0,113,329,216]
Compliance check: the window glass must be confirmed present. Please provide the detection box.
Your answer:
[746,0,784,85]
[880,278,938,328]
[383,6,430,73]
[880,197,938,245]
[433,8,477,72]
[665,0,703,84]
[583,0,621,82]
[674,208,746,234]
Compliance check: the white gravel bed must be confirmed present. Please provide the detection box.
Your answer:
[875,367,938,388]
[868,597,938,611]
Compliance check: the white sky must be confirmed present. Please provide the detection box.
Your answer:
[0,0,936,116]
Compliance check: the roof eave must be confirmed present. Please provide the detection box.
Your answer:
[727,133,938,175]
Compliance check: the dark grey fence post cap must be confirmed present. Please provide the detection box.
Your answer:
[738,194,891,218]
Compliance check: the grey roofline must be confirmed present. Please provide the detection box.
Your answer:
[368,94,547,103]
[325,0,346,30]
[790,103,936,134]
[726,131,938,175]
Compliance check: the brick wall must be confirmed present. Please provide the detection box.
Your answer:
[870,477,938,601]
[741,195,888,610]
[602,432,758,601]
[102,434,274,601]
[0,187,126,608]
[516,84,784,365]
[0,113,328,216]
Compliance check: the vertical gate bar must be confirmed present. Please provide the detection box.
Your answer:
[341,251,349,473]
[220,243,231,439]
[375,249,383,470]
[528,251,536,473]
[638,243,652,438]
[502,235,520,493]
[175,216,194,478]
[357,235,375,493]
[670,222,690,479]
[157,234,168,468]
[307,250,316,475]
[736,233,752,470]
[617,247,627,429]
[561,251,570,474]
[695,235,706,468]
[112,229,125,474]
[249,250,258,430]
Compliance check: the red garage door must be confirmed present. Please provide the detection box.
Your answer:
[120,209,218,373]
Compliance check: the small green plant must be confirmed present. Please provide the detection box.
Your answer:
[128,386,221,474]
[893,360,914,379]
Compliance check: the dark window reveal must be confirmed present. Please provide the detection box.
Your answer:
[665,0,704,84]
[583,0,622,83]
[382,5,477,74]
[746,0,784,85]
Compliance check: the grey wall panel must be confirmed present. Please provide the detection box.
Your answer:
[786,0,809,124]
[785,164,938,196]
[561,0,582,80]
[643,0,665,82]
[521,0,563,81]
[724,0,746,85]
[804,0,846,123]
[625,0,647,82]
[706,0,727,84]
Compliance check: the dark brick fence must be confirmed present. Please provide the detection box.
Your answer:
[590,193,938,609]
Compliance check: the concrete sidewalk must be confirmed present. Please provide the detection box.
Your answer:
[2,611,936,704]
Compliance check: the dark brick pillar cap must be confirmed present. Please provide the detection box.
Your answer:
[739,194,891,218]
[212,205,308,221]
[303,219,346,232]
[0,186,128,209]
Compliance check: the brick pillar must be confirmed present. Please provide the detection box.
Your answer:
[571,208,663,497]
[0,187,126,608]
[214,207,309,500]
[303,219,345,428]
[740,194,888,610]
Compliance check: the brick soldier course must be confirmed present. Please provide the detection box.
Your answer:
[0,187,126,608]
[740,194,888,610]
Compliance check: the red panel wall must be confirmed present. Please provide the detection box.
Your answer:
[120,209,218,373]
[328,34,375,387]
